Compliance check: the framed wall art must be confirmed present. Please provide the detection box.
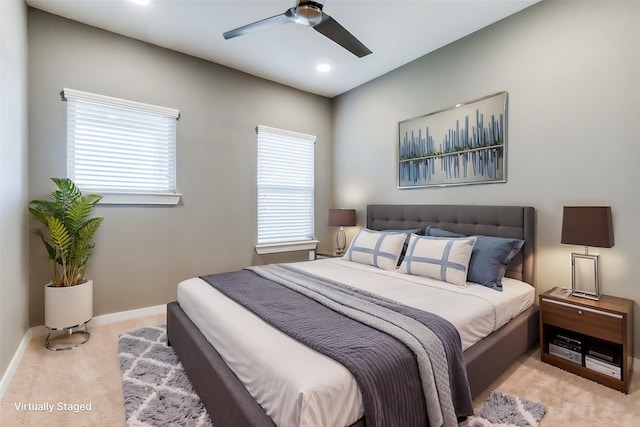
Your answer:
[398,91,507,189]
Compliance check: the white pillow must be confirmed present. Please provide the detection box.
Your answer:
[344,228,408,271]
[398,235,476,286]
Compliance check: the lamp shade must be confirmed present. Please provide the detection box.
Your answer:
[561,206,614,248]
[328,209,356,227]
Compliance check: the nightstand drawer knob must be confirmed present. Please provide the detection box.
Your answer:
[578,310,583,315]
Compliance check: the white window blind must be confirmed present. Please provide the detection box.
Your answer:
[62,88,180,204]
[257,125,316,246]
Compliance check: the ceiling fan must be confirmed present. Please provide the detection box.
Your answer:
[223,0,372,58]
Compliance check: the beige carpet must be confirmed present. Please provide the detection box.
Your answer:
[0,314,164,427]
[472,347,640,426]
[1,315,638,426]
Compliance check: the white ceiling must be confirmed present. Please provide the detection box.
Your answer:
[26,0,539,98]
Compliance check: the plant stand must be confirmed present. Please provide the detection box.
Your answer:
[44,279,93,350]
[45,320,91,351]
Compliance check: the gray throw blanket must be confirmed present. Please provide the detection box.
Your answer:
[201,264,472,427]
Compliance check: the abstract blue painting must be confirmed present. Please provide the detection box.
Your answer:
[398,91,507,188]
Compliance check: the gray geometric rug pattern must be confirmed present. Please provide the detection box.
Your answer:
[118,326,213,427]
[461,390,546,427]
[119,327,544,427]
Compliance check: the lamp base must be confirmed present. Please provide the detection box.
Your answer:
[336,227,347,255]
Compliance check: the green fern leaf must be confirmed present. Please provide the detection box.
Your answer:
[35,228,57,260]
[47,216,71,257]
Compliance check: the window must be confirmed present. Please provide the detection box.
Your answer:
[62,88,181,205]
[256,125,318,254]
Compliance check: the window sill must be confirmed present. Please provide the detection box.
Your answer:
[97,193,182,206]
[255,240,319,255]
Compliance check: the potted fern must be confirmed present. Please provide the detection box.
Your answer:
[29,178,103,341]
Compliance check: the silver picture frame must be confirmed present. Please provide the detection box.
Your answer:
[571,252,601,300]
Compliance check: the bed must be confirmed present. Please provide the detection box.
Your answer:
[167,204,539,427]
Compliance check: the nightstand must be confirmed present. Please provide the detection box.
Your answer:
[315,251,344,259]
[539,289,634,393]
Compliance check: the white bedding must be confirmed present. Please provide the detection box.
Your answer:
[177,258,534,427]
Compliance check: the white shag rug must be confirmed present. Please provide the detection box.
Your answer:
[461,390,546,427]
[118,325,212,427]
[119,326,545,427]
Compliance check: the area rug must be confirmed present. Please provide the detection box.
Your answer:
[119,326,544,427]
[118,325,212,426]
[461,390,546,427]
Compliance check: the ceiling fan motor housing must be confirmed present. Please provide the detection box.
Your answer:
[294,1,324,26]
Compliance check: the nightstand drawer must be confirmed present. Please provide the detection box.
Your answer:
[541,298,624,343]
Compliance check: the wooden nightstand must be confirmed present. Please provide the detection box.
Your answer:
[315,251,344,259]
[539,288,634,393]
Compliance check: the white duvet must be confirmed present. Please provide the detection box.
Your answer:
[177,258,534,427]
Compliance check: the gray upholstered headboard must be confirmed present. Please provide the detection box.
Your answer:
[366,204,536,286]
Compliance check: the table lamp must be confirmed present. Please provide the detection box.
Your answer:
[561,206,614,300]
[328,208,356,255]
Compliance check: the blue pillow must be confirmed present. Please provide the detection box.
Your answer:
[425,226,524,291]
[425,225,464,238]
[383,228,422,235]
[467,236,524,290]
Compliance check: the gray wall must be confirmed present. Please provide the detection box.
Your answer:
[333,1,640,359]
[15,0,640,368]
[27,9,334,326]
[0,0,30,386]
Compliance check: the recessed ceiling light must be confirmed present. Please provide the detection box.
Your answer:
[129,0,149,5]
[316,63,332,73]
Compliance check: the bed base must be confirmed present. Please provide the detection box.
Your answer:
[167,301,538,426]
[167,301,276,427]
[167,203,538,425]
[464,304,539,397]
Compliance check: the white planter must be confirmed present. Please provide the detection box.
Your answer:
[44,280,93,329]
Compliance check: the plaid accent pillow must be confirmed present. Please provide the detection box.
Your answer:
[399,235,476,286]
[344,229,408,271]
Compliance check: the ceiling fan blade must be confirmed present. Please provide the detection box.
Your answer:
[313,14,372,58]
[223,9,295,40]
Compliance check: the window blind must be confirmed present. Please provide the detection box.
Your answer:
[62,88,179,195]
[257,125,316,245]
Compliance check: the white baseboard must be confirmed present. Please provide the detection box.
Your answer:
[0,304,166,401]
[0,328,35,401]
[27,304,167,337]
[89,304,166,328]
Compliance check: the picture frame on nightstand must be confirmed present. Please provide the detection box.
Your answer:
[571,253,600,300]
